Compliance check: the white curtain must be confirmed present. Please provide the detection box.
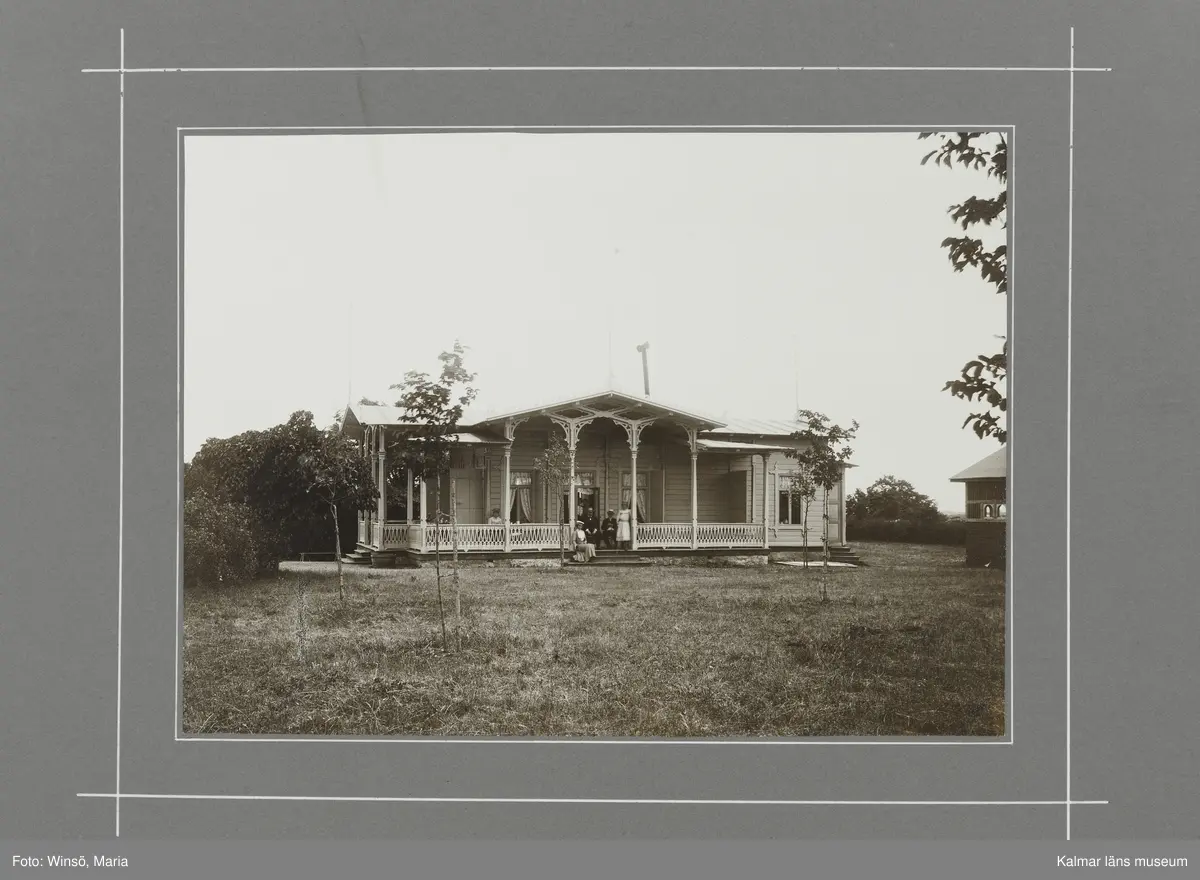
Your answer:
[511,487,533,523]
[622,487,649,522]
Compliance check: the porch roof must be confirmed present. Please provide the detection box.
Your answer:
[340,406,507,444]
[950,446,1007,482]
[705,417,805,436]
[341,404,413,430]
[471,388,725,431]
[695,438,792,453]
[449,432,509,445]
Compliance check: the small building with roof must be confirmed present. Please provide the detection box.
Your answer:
[949,446,1007,568]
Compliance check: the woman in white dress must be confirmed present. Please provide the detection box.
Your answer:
[574,520,597,562]
[616,503,633,551]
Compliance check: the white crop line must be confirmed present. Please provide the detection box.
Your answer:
[77,793,1109,806]
[1065,25,1076,843]
[83,64,1112,74]
[178,123,1007,132]
[114,26,125,840]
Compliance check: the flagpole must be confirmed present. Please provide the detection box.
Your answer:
[793,343,799,413]
[607,328,614,388]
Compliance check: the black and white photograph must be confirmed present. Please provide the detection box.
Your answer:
[181,130,1008,738]
[11,0,1200,863]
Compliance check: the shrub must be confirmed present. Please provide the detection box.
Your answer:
[847,517,966,546]
[183,493,271,586]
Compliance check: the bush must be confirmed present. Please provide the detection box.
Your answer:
[847,517,966,546]
[183,493,274,586]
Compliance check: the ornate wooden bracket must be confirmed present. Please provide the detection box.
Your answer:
[502,417,528,443]
[680,425,699,456]
[548,414,596,450]
[613,417,655,454]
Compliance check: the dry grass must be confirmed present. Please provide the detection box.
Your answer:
[182,542,1005,737]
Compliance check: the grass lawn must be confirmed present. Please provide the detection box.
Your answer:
[182,541,1005,737]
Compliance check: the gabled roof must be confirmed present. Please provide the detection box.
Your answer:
[341,404,414,429]
[471,388,725,431]
[343,390,817,445]
[950,446,1007,482]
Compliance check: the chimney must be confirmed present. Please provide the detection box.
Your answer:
[636,342,650,397]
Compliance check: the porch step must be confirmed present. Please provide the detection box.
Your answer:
[567,557,653,567]
[341,549,374,566]
[772,549,866,567]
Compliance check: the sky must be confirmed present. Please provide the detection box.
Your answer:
[184,132,1006,512]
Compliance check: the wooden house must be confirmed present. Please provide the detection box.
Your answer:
[339,389,850,558]
[949,446,1007,568]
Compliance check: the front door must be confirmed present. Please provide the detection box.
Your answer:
[563,471,598,524]
[449,469,485,524]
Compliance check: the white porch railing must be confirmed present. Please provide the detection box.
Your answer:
[509,523,572,551]
[365,521,773,552]
[636,522,694,549]
[376,521,411,550]
[696,523,765,548]
[357,518,368,545]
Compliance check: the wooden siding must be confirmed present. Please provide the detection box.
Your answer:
[966,479,1006,502]
[767,451,842,543]
[965,478,1007,522]
[462,426,846,543]
[480,427,750,522]
[965,520,1006,568]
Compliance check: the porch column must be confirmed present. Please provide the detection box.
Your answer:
[762,455,770,549]
[405,467,413,522]
[376,435,387,525]
[503,444,512,552]
[839,465,847,546]
[615,419,649,551]
[484,453,491,521]
[630,448,638,550]
[687,428,699,550]
[418,477,428,551]
[365,428,374,496]
[568,444,577,531]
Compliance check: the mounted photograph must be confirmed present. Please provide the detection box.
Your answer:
[181,130,1008,738]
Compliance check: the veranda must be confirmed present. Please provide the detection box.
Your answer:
[343,392,846,556]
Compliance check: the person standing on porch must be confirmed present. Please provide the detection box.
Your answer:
[487,508,503,525]
[601,509,618,549]
[574,521,597,563]
[616,503,632,551]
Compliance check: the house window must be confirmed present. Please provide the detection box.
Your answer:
[510,471,534,523]
[777,473,808,525]
[621,472,649,520]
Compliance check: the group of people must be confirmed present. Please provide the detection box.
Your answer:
[484,502,640,563]
[572,504,634,562]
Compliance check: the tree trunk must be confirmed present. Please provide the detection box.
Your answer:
[435,472,447,650]
[822,491,830,569]
[800,496,810,569]
[451,477,461,652]
[331,501,345,602]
